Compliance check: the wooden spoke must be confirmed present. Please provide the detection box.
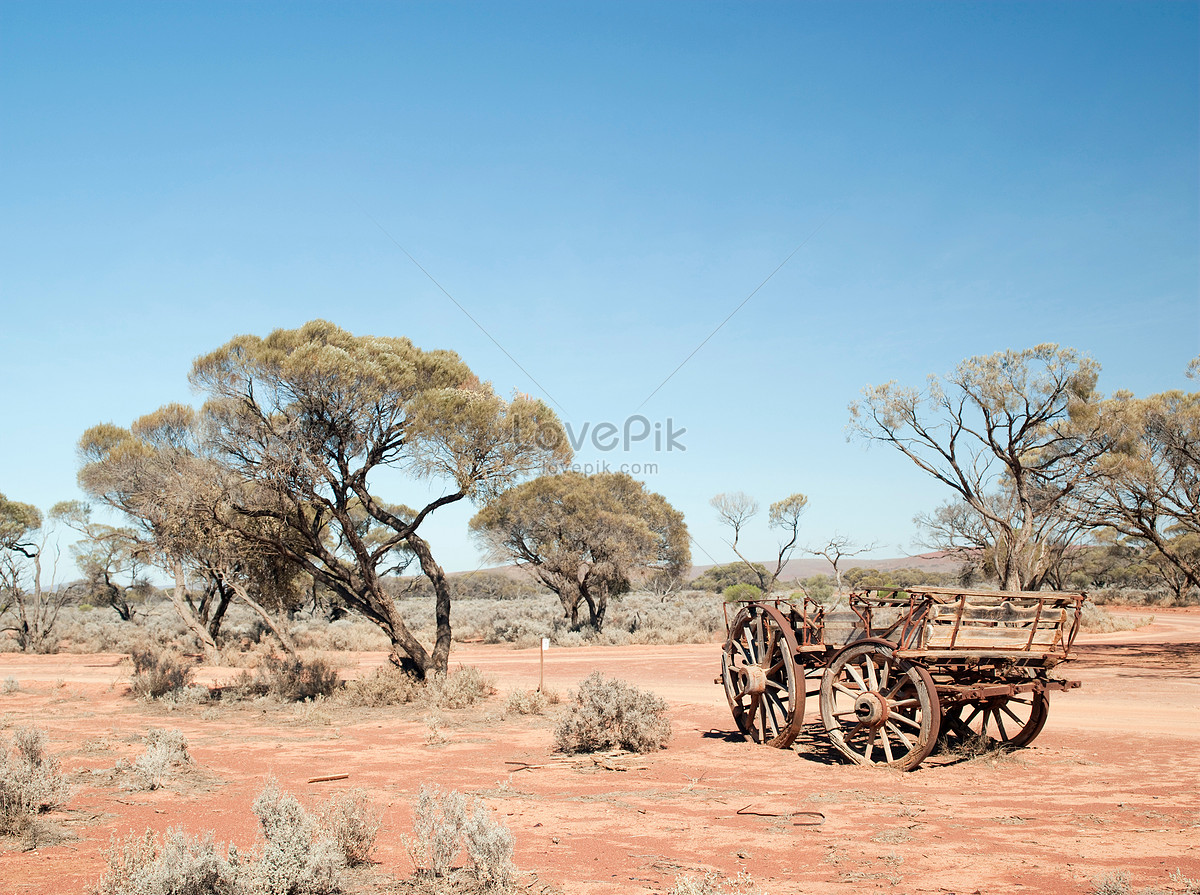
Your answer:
[721,604,803,748]
[941,691,1050,751]
[819,642,941,771]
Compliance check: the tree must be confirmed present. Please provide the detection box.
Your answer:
[804,534,879,593]
[469,472,689,630]
[849,344,1104,592]
[0,494,69,653]
[1066,375,1200,595]
[182,320,568,676]
[78,405,305,657]
[52,502,151,621]
[709,491,808,595]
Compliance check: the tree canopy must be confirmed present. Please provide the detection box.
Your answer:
[849,344,1104,591]
[470,471,689,630]
[183,320,569,673]
[1066,377,1200,593]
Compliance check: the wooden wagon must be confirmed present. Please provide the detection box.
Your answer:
[720,587,1084,770]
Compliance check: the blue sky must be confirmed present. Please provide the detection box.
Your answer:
[1,1,1197,576]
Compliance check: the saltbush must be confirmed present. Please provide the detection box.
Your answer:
[319,790,380,868]
[0,726,70,837]
[130,648,194,699]
[226,655,341,703]
[553,672,671,754]
[405,785,515,890]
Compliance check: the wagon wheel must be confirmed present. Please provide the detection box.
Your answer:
[942,691,1049,750]
[819,641,940,771]
[721,603,803,747]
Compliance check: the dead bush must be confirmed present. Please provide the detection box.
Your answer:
[1079,601,1150,634]
[670,871,764,895]
[319,789,381,867]
[130,648,194,699]
[553,672,671,754]
[0,726,70,837]
[1091,872,1133,895]
[503,689,553,716]
[129,729,191,791]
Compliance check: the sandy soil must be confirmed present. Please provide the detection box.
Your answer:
[1,609,1198,895]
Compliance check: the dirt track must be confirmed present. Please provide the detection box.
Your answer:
[1,609,1198,894]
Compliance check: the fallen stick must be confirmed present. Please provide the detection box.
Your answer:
[306,774,349,784]
[735,805,826,825]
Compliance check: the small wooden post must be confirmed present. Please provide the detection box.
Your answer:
[539,637,549,691]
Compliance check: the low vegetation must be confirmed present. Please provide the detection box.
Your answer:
[93,779,382,895]
[669,871,764,895]
[224,655,341,703]
[553,671,671,754]
[404,785,516,892]
[130,648,194,699]
[124,729,191,792]
[0,726,70,839]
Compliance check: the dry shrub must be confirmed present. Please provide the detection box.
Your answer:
[130,648,194,699]
[319,790,381,867]
[503,689,553,716]
[670,871,764,895]
[244,779,343,895]
[93,828,239,895]
[129,729,191,792]
[1079,601,1150,634]
[92,781,370,895]
[1091,872,1132,895]
[226,655,341,703]
[2,677,18,695]
[422,667,494,710]
[338,665,420,707]
[337,665,492,711]
[0,726,70,837]
[404,785,515,891]
[553,672,671,754]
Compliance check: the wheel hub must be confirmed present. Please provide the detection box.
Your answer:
[739,664,768,696]
[854,692,888,726]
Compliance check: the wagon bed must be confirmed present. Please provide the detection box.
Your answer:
[720,586,1084,770]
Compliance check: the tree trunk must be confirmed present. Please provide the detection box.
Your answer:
[581,583,607,631]
[225,579,298,657]
[170,561,219,659]
[406,531,451,676]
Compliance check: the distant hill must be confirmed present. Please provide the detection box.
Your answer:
[448,552,964,581]
[685,551,963,582]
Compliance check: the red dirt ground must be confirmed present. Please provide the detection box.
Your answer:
[1,608,1198,894]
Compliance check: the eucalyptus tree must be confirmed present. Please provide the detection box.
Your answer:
[1066,368,1200,594]
[78,404,302,656]
[470,471,689,630]
[184,320,569,675]
[53,501,150,622]
[849,344,1104,591]
[0,494,69,652]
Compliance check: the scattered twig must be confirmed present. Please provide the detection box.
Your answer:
[306,773,349,784]
[735,805,826,825]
